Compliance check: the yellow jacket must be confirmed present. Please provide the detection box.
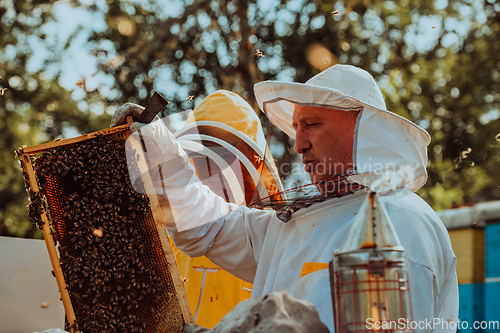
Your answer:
[172,246,252,328]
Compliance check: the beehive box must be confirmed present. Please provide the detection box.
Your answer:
[448,228,485,284]
[486,222,500,279]
[17,120,192,333]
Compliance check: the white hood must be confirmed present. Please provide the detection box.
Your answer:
[254,65,431,192]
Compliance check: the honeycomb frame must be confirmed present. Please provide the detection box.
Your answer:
[18,120,193,333]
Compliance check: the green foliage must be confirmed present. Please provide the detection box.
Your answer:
[0,0,112,237]
[2,0,500,238]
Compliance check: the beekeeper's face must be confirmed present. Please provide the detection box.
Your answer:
[292,105,360,184]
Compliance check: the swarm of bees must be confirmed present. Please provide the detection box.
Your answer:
[27,188,46,229]
[21,134,185,333]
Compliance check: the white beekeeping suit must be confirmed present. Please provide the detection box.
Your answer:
[124,65,458,333]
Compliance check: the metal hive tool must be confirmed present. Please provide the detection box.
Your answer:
[17,119,193,333]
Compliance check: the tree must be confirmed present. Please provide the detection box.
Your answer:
[85,0,500,209]
[0,0,114,237]
[1,0,499,238]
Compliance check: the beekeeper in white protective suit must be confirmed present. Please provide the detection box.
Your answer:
[111,65,458,332]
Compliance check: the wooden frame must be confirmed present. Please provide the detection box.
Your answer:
[17,119,193,332]
[19,153,79,332]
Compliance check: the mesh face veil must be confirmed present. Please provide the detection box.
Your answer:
[171,92,360,223]
[168,91,365,223]
[174,117,286,207]
[248,103,366,222]
[159,90,287,211]
[254,65,431,206]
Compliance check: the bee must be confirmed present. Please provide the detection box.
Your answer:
[15,147,24,158]
[255,49,264,59]
[92,227,104,238]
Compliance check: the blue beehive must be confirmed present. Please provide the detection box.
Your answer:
[485,223,500,279]
[457,284,484,332]
[484,282,500,333]
[484,222,500,332]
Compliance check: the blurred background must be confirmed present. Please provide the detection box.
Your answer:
[2,0,499,239]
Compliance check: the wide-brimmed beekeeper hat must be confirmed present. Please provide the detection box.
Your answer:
[254,64,431,192]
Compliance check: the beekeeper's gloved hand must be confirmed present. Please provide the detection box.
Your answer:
[110,102,160,132]
[108,102,181,181]
[110,102,143,127]
[113,103,228,236]
[126,117,189,187]
[127,119,229,236]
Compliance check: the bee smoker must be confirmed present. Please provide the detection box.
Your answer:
[329,192,413,333]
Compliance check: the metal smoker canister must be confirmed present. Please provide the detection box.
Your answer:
[329,192,413,333]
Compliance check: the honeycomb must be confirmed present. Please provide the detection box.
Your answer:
[177,125,283,205]
[22,129,189,333]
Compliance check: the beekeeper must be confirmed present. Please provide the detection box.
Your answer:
[111,65,458,332]
[166,90,284,328]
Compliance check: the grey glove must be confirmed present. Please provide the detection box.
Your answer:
[110,103,145,127]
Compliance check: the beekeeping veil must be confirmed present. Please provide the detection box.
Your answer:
[253,64,430,207]
[171,90,285,207]
[126,90,287,232]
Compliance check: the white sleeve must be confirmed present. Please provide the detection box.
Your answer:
[204,206,279,283]
[403,256,458,333]
[158,156,277,283]
[432,260,459,333]
[133,120,276,281]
